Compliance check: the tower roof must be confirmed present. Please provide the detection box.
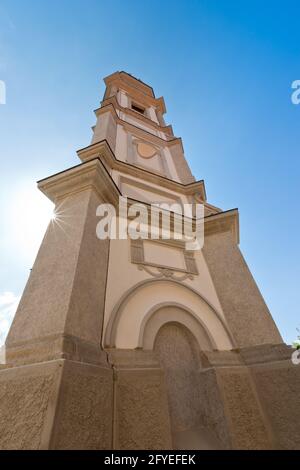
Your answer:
[103,71,166,114]
[104,71,155,96]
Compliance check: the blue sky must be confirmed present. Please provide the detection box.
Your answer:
[0,0,299,344]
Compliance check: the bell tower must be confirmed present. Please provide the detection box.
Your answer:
[0,71,299,450]
[91,71,197,187]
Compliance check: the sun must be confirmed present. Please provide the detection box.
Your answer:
[9,183,55,264]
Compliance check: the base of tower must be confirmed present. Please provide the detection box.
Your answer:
[0,344,299,450]
[0,359,113,449]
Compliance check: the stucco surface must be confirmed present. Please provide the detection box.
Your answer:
[51,360,113,449]
[92,111,117,151]
[114,368,172,450]
[109,280,232,350]
[0,359,113,450]
[0,361,61,449]
[168,142,195,184]
[6,188,110,365]
[202,231,282,347]
[154,322,230,449]
[252,362,300,449]
[217,367,272,449]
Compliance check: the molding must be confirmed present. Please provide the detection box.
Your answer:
[201,350,244,368]
[95,103,179,147]
[137,264,194,281]
[134,139,159,159]
[138,301,217,350]
[104,278,236,349]
[77,139,207,201]
[119,177,184,210]
[38,158,121,205]
[123,194,239,244]
[106,348,160,369]
[126,131,135,165]
[237,343,293,366]
[104,71,155,98]
[119,175,183,204]
[103,71,166,113]
[131,136,170,178]
[37,153,239,243]
[130,238,198,279]
[204,209,240,244]
[98,95,174,136]
[5,333,108,367]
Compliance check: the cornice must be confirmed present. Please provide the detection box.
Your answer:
[125,198,239,243]
[38,158,121,205]
[77,140,207,201]
[204,209,240,244]
[98,96,174,136]
[103,71,166,113]
[104,71,155,97]
[94,103,180,149]
[37,155,239,243]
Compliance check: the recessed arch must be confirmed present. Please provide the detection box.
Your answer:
[153,321,225,449]
[139,303,216,350]
[104,278,235,350]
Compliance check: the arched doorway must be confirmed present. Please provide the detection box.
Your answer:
[153,318,224,450]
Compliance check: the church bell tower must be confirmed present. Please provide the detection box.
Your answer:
[0,71,299,450]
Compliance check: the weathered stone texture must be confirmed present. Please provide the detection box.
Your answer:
[51,361,113,449]
[115,368,172,450]
[198,368,231,449]
[253,362,300,449]
[6,189,109,350]
[0,362,60,449]
[217,368,272,449]
[154,323,231,449]
[203,231,282,348]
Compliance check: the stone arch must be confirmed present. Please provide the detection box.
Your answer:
[104,278,235,350]
[139,303,216,350]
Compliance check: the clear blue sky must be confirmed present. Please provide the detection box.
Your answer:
[0,0,299,344]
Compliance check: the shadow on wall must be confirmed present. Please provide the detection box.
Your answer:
[153,320,228,450]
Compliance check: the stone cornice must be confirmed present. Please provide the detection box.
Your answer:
[37,155,239,242]
[38,158,121,205]
[94,103,180,148]
[104,71,166,113]
[77,140,207,201]
[97,96,174,136]
[105,71,155,97]
[125,199,239,243]
[204,209,240,244]
[238,343,292,366]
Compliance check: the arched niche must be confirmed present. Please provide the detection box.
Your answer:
[140,303,215,350]
[153,320,225,449]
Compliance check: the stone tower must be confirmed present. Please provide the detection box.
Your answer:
[1,71,299,450]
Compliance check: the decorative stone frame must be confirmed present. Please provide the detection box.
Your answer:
[127,96,150,119]
[117,174,184,209]
[126,132,171,179]
[130,238,198,281]
[104,278,236,349]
